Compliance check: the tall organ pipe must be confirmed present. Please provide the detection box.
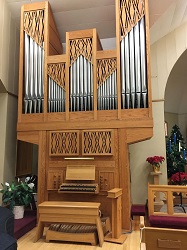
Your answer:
[29,37,34,113]
[140,17,147,108]
[24,33,29,113]
[120,16,147,109]
[129,28,135,109]
[24,32,44,113]
[134,21,141,108]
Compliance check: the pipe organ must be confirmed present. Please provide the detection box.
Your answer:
[17,0,153,232]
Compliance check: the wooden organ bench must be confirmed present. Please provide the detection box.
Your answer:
[35,201,104,246]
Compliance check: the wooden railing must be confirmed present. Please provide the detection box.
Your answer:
[148,184,187,216]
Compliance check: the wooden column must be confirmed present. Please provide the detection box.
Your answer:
[150,172,163,205]
[105,188,127,244]
[118,129,131,231]
[37,131,47,205]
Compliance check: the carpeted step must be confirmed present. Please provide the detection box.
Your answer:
[14,210,37,239]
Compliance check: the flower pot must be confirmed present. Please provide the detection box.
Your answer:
[13,205,24,219]
[152,164,160,173]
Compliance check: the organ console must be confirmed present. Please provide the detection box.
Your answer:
[17,0,153,234]
[58,165,99,194]
[59,183,99,194]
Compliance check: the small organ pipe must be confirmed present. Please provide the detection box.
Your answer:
[97,70,117,110]
[48,76,65,113]
[70,55,94,112]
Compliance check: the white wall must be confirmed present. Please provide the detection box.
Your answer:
[0,0,19,190]
[130,101,167,204]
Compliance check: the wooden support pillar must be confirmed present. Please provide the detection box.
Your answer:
[105,188,127,244]
[150,172,164,206]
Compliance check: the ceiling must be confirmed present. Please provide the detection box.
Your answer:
[5,0,186,115]
[6,0,175,43]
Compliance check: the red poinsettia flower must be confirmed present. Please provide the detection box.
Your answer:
[146,156,165,166]
[169,172,187,185]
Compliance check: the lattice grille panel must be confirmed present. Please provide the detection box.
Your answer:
[69,38,92,65]
[82,130,113,155]
[120,0,145,37]
[24,10,44,47]
[47,63,66,89]
[50,131,79,156]
[97,58,117,87]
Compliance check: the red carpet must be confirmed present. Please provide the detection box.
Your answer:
[14,210,37,239]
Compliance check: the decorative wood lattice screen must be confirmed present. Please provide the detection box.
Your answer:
[119,0,145,38]
[97,58,117,87]
[69,38,93,64]
[82,130,113,155]
[24,10,44,46]
[47,63,66,89]
[49,131,79,156]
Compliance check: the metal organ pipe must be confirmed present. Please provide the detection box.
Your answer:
[48,76,66,113]
[24,33,29,113]
[129,27,135,109]
[134,20,141,108]
[97,70,117,110]
[140,17,147,108]
[120,16,148,109]
[70,55,93,112]
[24,32,44,114]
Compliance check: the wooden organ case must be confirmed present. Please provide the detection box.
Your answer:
[17,0,153,231]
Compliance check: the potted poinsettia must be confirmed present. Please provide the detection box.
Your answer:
[146,155,165,172]
[0,177,35,219]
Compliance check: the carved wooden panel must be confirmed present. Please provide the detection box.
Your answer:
[82,130,113,155]
[99,171,115,192]
[24,10,44,46]
[49,131,79,156]
[47,63,66,89]
[69,38,92,64]
[119,0,145,37]
[47,170,63,190]
[97,58,117,87]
